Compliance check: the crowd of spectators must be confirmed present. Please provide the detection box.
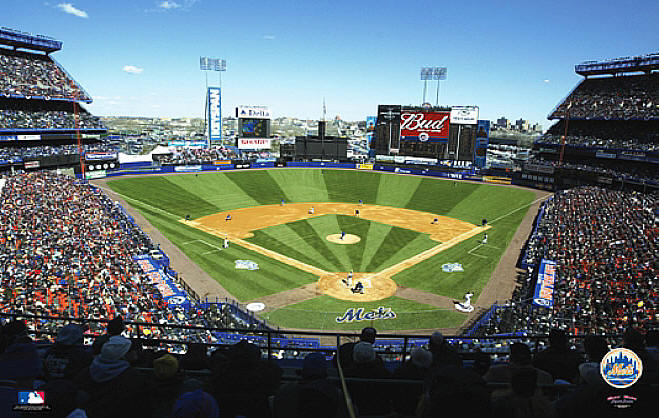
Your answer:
[484,187,656,337]
[0,108,104,130]
[0,321,656,417]
[0,143,118,161]
[548,74,658,120]
[537,134,658,152]
[0,50,91,101]
[159,146,239,164]
[526,157,658,184]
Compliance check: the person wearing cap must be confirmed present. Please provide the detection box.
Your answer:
[171,390,219,418]
[43,324,92,381]
[92,315,125,355]
[273,352,349,418]
[0,320,42,384]
[150,353,204,418]
[428,331,462,368]
[332,327,378,369]
[74,335,152,418]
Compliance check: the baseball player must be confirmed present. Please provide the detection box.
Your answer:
[281,199,285,206]
[359,199,363,206]
[351,281,364,294]
[308,206,315,215]
[340,231,346,240]
[482,233,488,244]
[431,218,438,224]
[225,214,232,222]
[355,209,360,217]
[347,270,353,287]
[223,236,229,249]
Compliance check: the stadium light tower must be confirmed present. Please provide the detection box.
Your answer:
[420,67,432,104]
[433,67,447,106]
[200,57,226,148]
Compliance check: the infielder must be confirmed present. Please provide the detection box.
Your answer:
[308,207,315,215]
[482,233,488,244]
[225,214,232,222]
[341,231,346,240]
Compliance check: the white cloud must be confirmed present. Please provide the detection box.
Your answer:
[543,79,550,83]
[122,65,143,75]
[57,3,88,18]
[263,34,276,40]
[158,1,180,9]
[156,0,197,11]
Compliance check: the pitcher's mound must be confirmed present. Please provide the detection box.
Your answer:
[317,272,397,301]
[326,234,361,244]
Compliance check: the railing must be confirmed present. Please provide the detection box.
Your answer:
[0,312,624,363]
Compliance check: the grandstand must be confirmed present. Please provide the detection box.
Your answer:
[525,54,658,190]
[0,28,107,172]
[0,31,657,417]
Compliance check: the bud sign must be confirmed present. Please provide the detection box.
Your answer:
[400,111,450,142]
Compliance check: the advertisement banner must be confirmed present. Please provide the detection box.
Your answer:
[404,157,437,166]
[85,152,118,161]
[375,155,394,162]
[474,120,490,168]
[85,170,107,179]
[0,135,17,141]
[357,163,374,170]
[24,161,40,169]
[482,176,512,184]
[208,87,222,144]
[595,150,617,159]
[17,135,41,141]
[533,259,557,308]
[213,160,232,165]
[450,106,479,125]
[238,138,272,150]
[400,111,450,142]
[236,105,271,119]
[174,165,202,172]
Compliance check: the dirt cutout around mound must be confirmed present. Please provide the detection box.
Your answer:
[184,202,489,302]
[326,234,361,244]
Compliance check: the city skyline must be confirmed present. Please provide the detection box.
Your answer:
[4,0,658,125]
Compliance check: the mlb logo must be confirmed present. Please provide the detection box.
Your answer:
[18,391,45,405]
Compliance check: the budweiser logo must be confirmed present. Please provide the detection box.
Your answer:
[400,113,448,132]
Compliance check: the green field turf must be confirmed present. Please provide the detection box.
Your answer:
[263,295,467,331]
[107,169,536,331]
[247,214,437,273]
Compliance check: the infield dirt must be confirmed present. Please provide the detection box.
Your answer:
[184,203,488,302]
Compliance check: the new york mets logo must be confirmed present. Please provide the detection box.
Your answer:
[600,348,643,388]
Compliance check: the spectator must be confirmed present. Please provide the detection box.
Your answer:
[344,342,391,415]
[0,320,42,383]
[392,347,432,415]
[149,354,203,418]
[333,326,377,369]
[171,390,219,418]
[492,368,555,418]
[419,365,490,418]
[92,316,125,355]
[43,324,92,381]
[485,342,553,398]
[429,331,462,368]
[75,335,152,418]
[273,352,348,418]
[534,329,580,382]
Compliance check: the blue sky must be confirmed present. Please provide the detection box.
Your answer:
[4,1,658,125]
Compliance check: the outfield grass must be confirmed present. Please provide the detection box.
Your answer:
[107,169,536,330]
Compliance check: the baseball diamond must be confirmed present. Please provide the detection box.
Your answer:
[104,168,542,331]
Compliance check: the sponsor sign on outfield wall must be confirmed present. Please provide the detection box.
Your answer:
[208,87,222,144]
[357,163,374,170]
[85,152,118,161]
[236,105,271,119]
[24,161,40,169]
[400,111,450,142]
[238,138,272,150]
[450,106,479,124]
[174,165,202,172]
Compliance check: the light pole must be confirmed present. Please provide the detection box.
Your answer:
[433,67,447,106]
[200,57,226,147]
[420,67,432,104]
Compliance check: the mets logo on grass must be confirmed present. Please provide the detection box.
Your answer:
[600,348,643,389]
[335,307,396,323]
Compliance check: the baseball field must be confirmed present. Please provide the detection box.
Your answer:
[105,168,538,331]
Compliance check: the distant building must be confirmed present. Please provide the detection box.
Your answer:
[531,123,543,132]
[496,117,510,129]
[515,119,529,131]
